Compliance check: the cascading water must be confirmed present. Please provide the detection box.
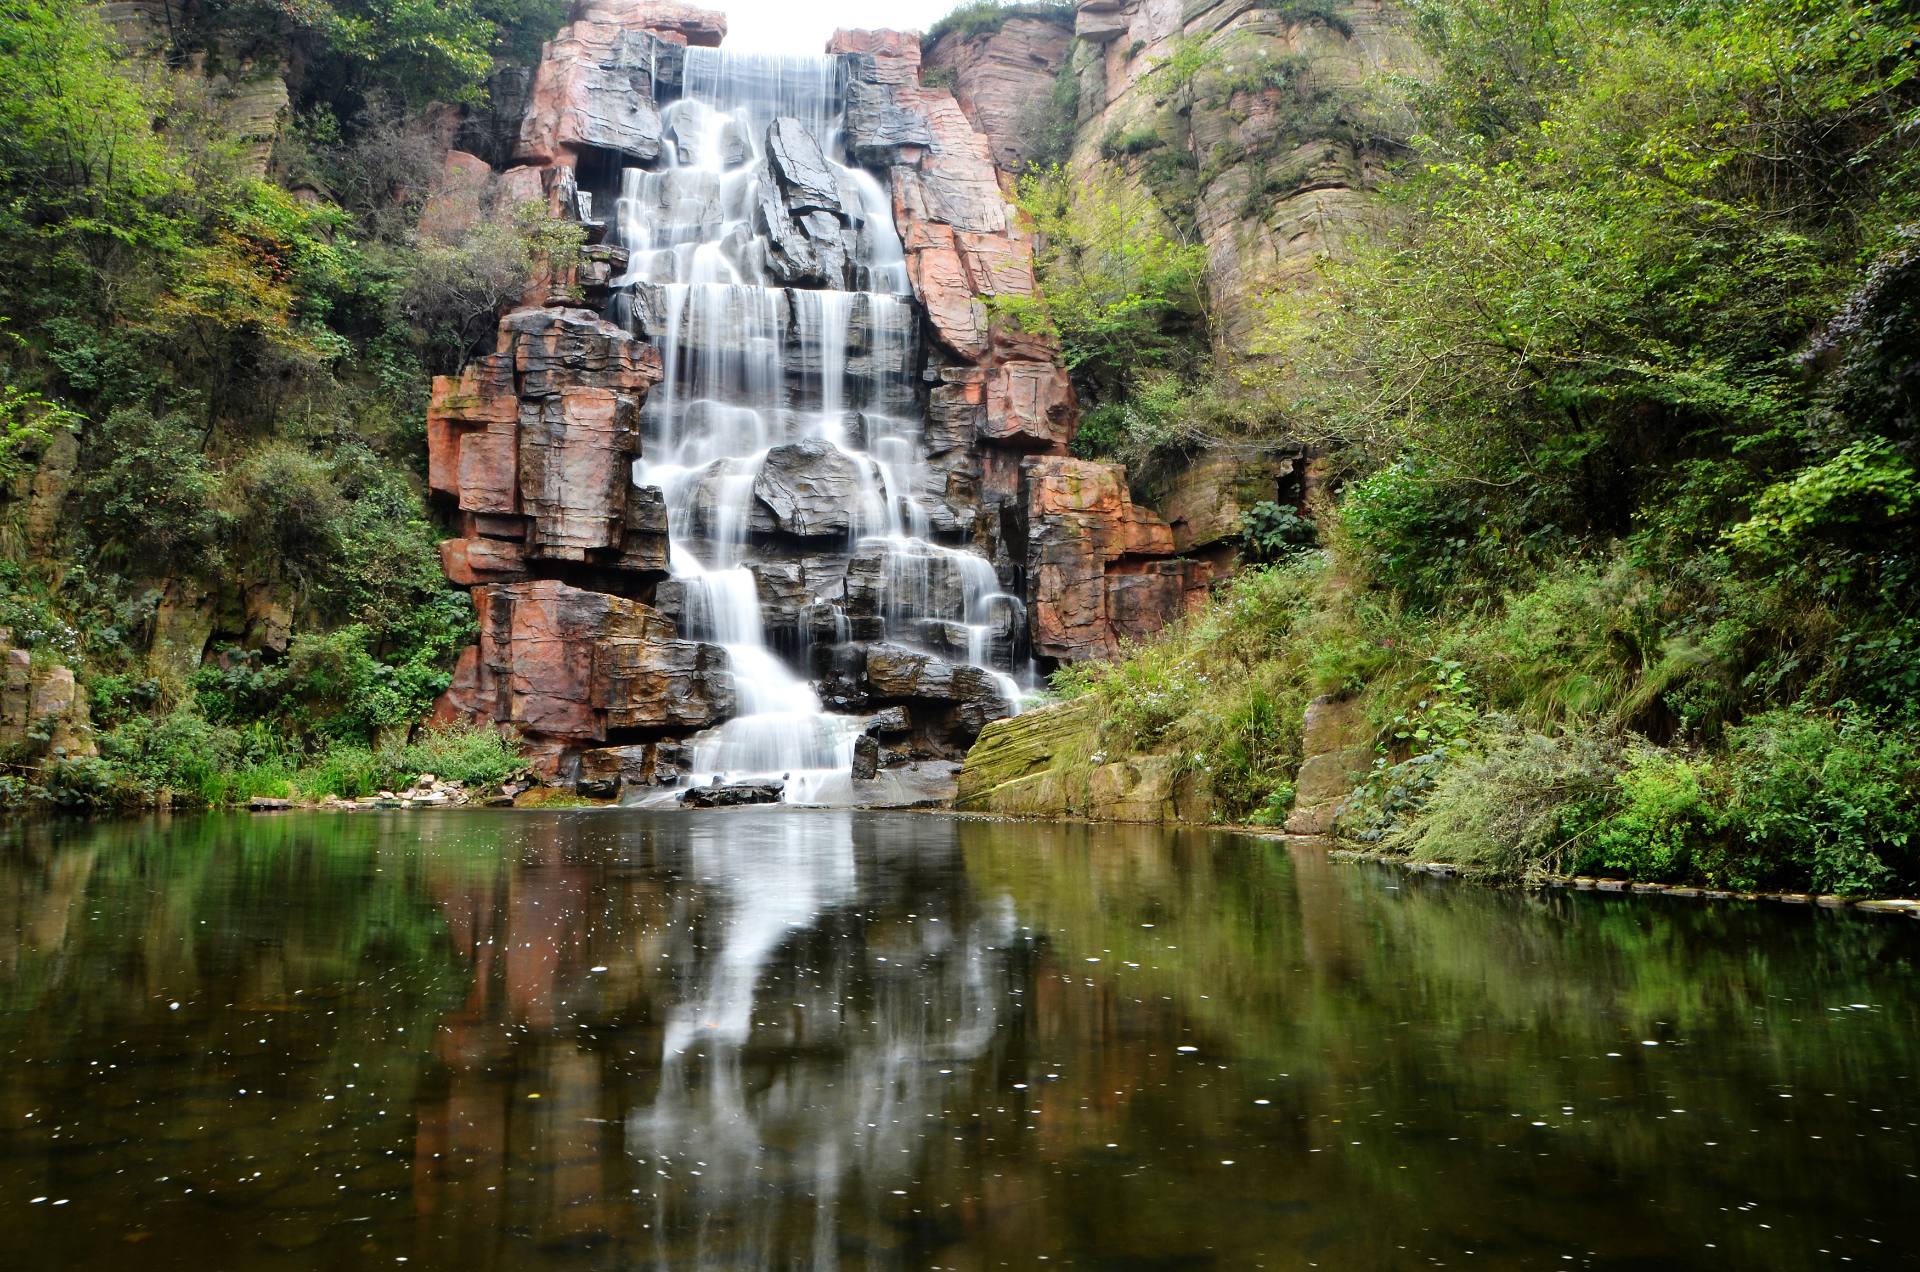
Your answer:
[611,49,1025,802]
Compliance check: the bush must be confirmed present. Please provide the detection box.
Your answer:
[76,409,228,574]
[1238,501,1318,563]
[1722,709,1920,896]
[997,167,1210,398]
[1580,747,1724,884]
[226,441,350,581]
[1379,723,1625,880]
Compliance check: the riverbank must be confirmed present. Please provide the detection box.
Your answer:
[1318,845,1920,919]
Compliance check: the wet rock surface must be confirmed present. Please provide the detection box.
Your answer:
[750,440,881,539]
[682,780,784,808]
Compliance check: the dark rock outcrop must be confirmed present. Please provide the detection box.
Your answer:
[683,781,784,808]
[750,440,880,539]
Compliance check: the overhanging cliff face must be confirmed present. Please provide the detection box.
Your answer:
[422,1,1187,791]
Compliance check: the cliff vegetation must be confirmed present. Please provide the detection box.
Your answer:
[0,0,561,806]
[1003,0,1920,894]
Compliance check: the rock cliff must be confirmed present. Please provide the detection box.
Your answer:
[423,3,1190,791]
[1066,0,1422,350]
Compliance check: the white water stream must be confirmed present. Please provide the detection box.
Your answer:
[612,50,1025,801]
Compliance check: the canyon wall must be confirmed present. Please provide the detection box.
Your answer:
[923,0,1415,609]
[1064,0,1421,350]
[423,2,1189,792]
[934,2,1418,824]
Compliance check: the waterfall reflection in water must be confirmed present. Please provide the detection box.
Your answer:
[4,810,1917,1271]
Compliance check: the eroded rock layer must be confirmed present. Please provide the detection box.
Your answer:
[424,4,1193,793]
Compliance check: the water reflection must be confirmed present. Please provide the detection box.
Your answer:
[1,812,1917,1269]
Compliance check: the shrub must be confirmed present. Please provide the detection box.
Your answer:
[1580,747,1725,884]
[1238,500,1318,563]
[76,409,228,573]
[1722,709,1920,896]
[389,726,527,790]
[226,441,350,582]
[997,166,1210,398]
[1381,722,1625,880]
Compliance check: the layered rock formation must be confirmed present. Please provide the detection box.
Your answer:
[955,697,1214,822]
[0,636,94,763]
[1024,457,1183,660]
[432,580,731,772]
[922,15,1075,173]
[428,306,668,588]
[423,3,1212,790]
[1067,0,1422,349]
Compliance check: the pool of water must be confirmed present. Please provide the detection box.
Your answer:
[1,810,1915,1269]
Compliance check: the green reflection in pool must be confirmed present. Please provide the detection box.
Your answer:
[1,811,1915,1269]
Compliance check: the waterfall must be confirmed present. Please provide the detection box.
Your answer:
[613,49,1023,802]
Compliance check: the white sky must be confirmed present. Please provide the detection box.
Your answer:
[705,1,961,53]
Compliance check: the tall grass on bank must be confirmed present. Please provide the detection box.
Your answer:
[23,722,528,810]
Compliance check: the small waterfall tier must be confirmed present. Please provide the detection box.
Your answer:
[602,48,1028,802]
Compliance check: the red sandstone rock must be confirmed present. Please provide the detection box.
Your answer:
[1075,0,1129,43]
[420,151,497,245]
[440,538,531,587]
[435,581,733,746]
[924,16,1074,172]
[517,4,726,168]
[428,309,662,574]
[574,0,726,45]
[827,29,922,64]
[982,361,1077,452]
[1024,457,1181,661]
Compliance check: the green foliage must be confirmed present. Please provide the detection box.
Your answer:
[85,710,525,807]
[1000,166,1210,398]
[1002,0,1920,897]
[0,0,507,775]
[1016,60,1081,173]
[402,203,585,370]
[1380,722,1625,880]
[923,0,1074,48]
[1100,126,1167,159]
[1237,501,1318,563]
[76,409,228,574]
[1725,439,1918,591]
[193,623,455,747]
[1582,747,1724,884]
[1055,560,1334,819]
[1720,709,1920,895]
[197,0,567,110]
[0,379,76,483]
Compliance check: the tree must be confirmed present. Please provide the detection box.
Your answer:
[998,166,1210,399]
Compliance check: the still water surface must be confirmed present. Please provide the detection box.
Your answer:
[1,810,1916,1269]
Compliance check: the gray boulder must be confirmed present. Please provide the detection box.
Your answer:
[752,440,880,539]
